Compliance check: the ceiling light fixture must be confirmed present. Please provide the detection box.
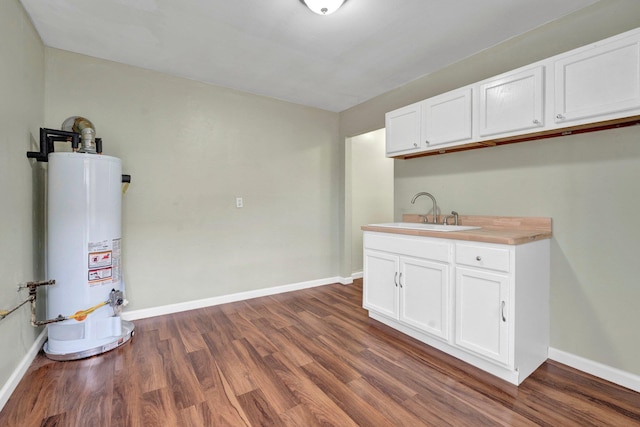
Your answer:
[302,0,346,15]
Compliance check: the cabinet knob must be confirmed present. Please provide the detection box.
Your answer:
[533,119,541,125]
[425,140,429,145]
[413,142,418,147]
[556,114,565,120]
[476,256,482,261]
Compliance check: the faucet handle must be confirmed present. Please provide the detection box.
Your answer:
[451,211,459,226]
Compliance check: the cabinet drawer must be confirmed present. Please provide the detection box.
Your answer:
[364,233,450,263]
[456,243,510,272]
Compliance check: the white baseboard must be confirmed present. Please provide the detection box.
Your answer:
[351,271,363,280]
[121,276,345,321]
[549,347,640,393]
[338,276,353,285]
[0,328,47,412]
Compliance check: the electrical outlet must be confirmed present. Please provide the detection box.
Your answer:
[236,197,243,208]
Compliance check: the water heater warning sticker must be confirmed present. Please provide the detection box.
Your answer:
[88,240,118,286]
[89,267,112,282]
[89,251,112,269]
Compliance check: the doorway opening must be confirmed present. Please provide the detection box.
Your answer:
[346,129,394,277]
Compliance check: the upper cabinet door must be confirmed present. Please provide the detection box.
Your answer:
[385,102,422,156]
[554,35,640,125]
[422,87,473,147]
[479,66,545,137]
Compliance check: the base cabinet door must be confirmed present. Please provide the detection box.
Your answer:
[399,257,450,340]
[455,267,510,365]
[363,250,398,319]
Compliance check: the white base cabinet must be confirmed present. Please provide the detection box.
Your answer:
[363,233,452,342]
[363,232,550,386]
[455,266,510,365]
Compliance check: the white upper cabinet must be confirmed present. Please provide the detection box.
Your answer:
[386,27,640,158]
[422,87,473,147]
[478,66,545,138]
[553,33,640,125]
[385,101,422,156]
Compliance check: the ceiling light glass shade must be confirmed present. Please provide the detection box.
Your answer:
[303,0,345,15]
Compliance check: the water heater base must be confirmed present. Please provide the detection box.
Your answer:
[44,320,135,361]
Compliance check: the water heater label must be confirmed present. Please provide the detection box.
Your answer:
[88,239,121,286]
[89,251,112,268]
[89,267,113,281]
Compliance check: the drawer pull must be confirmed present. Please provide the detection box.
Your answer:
[399,272,403,288]
[501,301,506,322]
[476,256,482,261]
[394,272,398,287]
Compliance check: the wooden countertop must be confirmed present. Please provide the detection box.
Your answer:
[361,215,552,245]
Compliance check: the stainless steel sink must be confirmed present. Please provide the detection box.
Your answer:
[368,222,480,232]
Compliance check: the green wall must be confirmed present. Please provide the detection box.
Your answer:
[0,0,45,402]
[44,48,341,311]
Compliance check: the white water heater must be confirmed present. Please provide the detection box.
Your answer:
[27,120,135,361]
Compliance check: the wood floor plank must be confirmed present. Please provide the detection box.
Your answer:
[237,388,283,427]
[249,317,314,367]
[534,360,640,419]
[196,359,253,426]
[231,338,299,414]
[359,347,537,427]
[344,348,419,403]
[278,324,362,384]
[39,412,69,427]
[1,279,639,426]
[347,376,438,426]
[156,337,205,410]
[174,312,208,353]
[140,387,180,427]
[300,361,398,427]
[201,331,258,396]
[264,352,360,427]
[278,404,324,427]
[226,311,279,357]
[111,368,143,427]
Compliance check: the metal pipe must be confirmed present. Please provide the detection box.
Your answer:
[61,116,96,153]
[0,297,32,321]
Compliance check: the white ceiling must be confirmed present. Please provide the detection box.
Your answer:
[20,0,599,112]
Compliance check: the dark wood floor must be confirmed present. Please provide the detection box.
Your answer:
[1,279,639,426]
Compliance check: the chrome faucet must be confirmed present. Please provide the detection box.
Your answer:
[411,192,438,224]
